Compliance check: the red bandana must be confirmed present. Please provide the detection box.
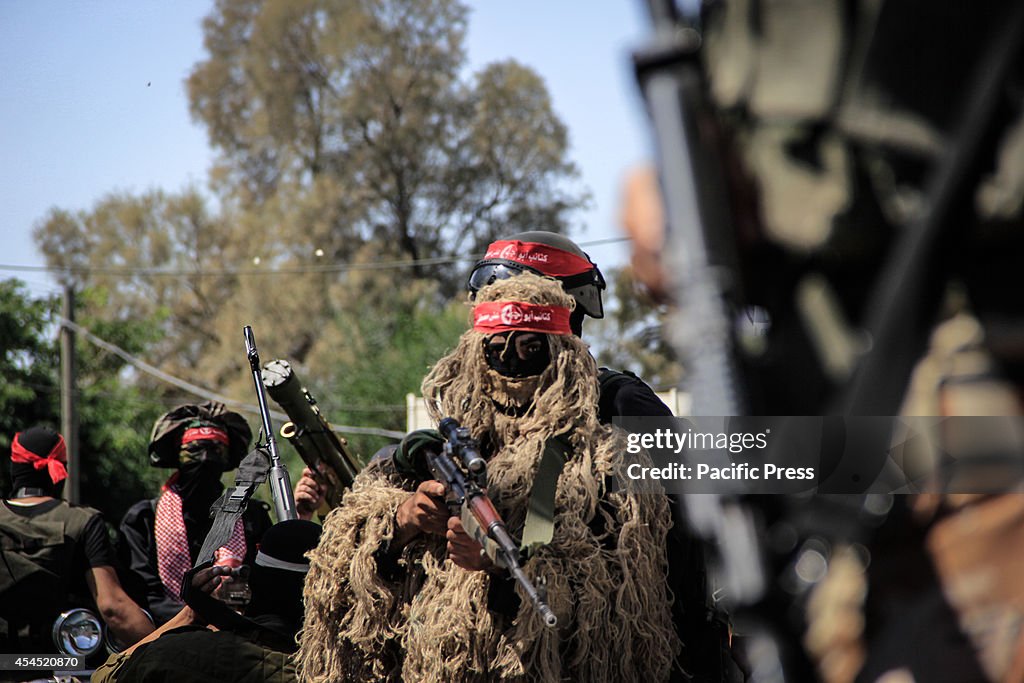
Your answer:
[181,426,229,446]
[473,301,572,335]
[11,432,68,484]
[483,240,594,277]
[154,473,246,602]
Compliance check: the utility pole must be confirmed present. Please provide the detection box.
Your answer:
[61,284,79,504]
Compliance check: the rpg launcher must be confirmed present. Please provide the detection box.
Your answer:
[261,359,360,515]
[432,417,558,628]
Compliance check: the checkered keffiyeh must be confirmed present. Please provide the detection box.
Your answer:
[155,475,247,601]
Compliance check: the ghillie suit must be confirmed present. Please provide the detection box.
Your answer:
[296,273,679,682]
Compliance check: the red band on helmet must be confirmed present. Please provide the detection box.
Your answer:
[182,426,229,446]
[483,240,593,277]
[11,432,68,485]
[473,301,572,335]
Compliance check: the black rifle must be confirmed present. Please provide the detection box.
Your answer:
[262,359,360,513]
[243,326,297,522]
[432,418,557,628]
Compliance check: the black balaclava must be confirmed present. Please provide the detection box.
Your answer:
[172,421,231,515]
[246,519,322,638]
[483,331,552,378]
[9,426,65,498]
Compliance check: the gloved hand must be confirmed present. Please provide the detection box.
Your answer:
[393,429,444,481]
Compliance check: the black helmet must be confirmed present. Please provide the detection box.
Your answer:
[467,231,606,319]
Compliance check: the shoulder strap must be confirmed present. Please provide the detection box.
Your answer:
[195,447,271,568]
[520,434,572,558]
[468,433,572,567]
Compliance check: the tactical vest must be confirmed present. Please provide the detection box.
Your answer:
[0,500,100,652]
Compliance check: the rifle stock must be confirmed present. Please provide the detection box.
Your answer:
[262,359,360,513]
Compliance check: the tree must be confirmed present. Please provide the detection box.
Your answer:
[33,189,246,388]
[187,0,586,289]
[72,293,169,521]
[34,0,587,443]
[592,267,684,391]
[0,280,165,522]
[302,261,468,458]
[0,280,61,493]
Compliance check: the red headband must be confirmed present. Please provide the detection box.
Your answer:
[11,432,68,485]
[473,301,572,335]
[483,240,593,277]
[181,426,229,446]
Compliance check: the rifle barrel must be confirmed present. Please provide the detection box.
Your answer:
[243,326,297,521]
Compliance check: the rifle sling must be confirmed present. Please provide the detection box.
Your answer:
[520,434,571,558]
[195,447,271,566]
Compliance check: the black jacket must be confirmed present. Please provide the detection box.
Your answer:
[117,497,272,625]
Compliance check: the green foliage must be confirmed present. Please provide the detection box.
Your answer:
[30,0,591,508]
[0,279,166,522]
[73,301,170,521]
[0,280,60,495]
[591,267,683,390]
[303,275,467,458]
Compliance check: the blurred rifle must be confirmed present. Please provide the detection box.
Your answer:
[633,0,769,617]
[633,1,815,679]
[262,359,360,514]
[635,0,1024,680]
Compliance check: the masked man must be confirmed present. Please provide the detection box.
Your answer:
[118,402,273,625]
[1,426,153,656]
[94,518,322,683]
[296,273,679,682]
[466,230,735,682]
[467,230,672,422]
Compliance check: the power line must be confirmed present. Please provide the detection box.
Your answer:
[7,255,466,278]
[0,237,628,278]
[59,316,406,440]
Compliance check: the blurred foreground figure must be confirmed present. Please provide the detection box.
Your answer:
[629,0,1024,681]
[0,427,153,660]
[296,274,679,682]
[118,402,272,625]
[94,519,321,683]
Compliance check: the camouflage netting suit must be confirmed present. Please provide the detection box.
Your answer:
[296,274,679,682]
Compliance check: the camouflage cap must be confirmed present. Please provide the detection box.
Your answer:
[149,401,252,470]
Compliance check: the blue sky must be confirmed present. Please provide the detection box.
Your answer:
[0,1,654,299]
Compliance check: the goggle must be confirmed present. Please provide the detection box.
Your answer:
[467,259,606,296]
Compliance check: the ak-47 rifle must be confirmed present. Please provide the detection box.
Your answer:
[401,418,558,628]
[262,359,360,513]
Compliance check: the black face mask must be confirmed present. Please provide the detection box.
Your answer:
[175,446,227,512]
[483,331,551,378]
